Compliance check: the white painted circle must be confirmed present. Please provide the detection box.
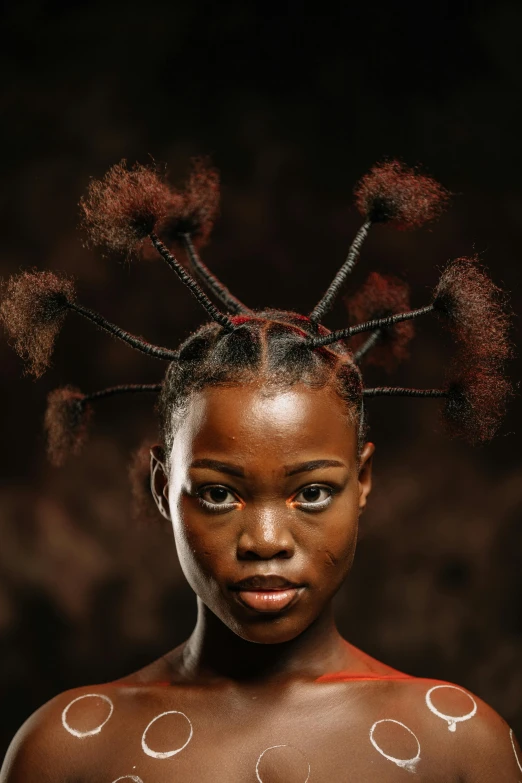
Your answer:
[369,719,421,773]
[112,777,143,782]
[256,744,311,783]
[141,710,193,759]
[510,729,522,774]
[62,693,114,738]
[425,685,477,732]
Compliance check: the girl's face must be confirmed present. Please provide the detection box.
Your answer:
[152,382,374,644]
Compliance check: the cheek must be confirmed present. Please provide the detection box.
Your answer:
[316,496,359,574]
[171,498,230,586]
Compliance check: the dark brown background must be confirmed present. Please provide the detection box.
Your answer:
[1,0,521,757]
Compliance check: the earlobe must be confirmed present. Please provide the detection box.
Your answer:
[358,441,375,513]
[150,445,172,521]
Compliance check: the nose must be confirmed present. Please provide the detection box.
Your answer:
[236,510,295,561]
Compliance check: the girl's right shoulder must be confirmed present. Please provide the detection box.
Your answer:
[0,684,122,783]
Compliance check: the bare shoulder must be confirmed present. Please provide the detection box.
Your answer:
[0,682,132,783]
[319,669,521,782]
[393,677,521,782]
[435,683,521,783]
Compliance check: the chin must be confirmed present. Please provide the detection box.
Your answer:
[225,612,316,645]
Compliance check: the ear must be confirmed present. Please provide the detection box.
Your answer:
[358,441,375,513]
[150,444,172,521]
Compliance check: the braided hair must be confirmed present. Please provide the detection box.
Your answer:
[0,158,513,472]
[158,313,364,463]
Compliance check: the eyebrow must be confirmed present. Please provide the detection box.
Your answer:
[190,459,245,478]
[284,459,345,476]
[189,458,345,479]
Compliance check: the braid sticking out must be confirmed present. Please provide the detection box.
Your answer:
[45,384,162,466]
[1,157,513,473]
[0,270,178,377]
[80,160,244,325]
[158,312,366,463]
[347,272,413,370]
[152,157,250,314]
[182,232,251,315]
[310,161,450,322]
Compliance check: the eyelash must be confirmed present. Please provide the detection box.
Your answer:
[196,484,336,514]
[197,486,240,514]
[291,485,335,512]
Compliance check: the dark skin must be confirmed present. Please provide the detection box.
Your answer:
[1,382,520,782]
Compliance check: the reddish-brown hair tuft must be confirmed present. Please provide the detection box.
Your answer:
[80,160,172,256]
[436,258,513,443]
[347,272,414,370]
[434,257,512,370]
[354,160,450,229]
[0,270,75,377]
[444,367,512,444]
[157,157,220,248]
[44,386,92,466]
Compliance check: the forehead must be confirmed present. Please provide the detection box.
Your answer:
[171,382,358,467]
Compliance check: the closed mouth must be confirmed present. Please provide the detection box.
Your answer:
[229,575,305,614]
[230,574,303,591]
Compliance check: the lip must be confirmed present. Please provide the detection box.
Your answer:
[229,575,305,614]
[235,587,303,613]
[230,574,302,591]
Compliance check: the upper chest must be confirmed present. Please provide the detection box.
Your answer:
[62,683,463,783]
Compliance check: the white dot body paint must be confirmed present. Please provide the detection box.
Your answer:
[369,719,421,774]
[425,685,477,732]
[510,729,522,774]
[61,693,114,738]
[141,710,193,759]
[255,744,311,783]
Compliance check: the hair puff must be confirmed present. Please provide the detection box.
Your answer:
[347,272,414,370]
[157,157,220,248]
[44,386,93,466]
[80,160,171,256]
[444,367,512,444]
[434,257,512,371]
[354,160,450,229]
[0,270,75,377]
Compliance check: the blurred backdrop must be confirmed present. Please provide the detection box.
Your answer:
[1,0,521,755]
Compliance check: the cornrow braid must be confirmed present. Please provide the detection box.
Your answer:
[67,300,179,359]
[158,312,365,461]
[0,270,178,378]
[308,305,434,349]
[310,221,371,322]
[309,161,450,322]
[353,330,381,363]
[148,234,235,331]
[364,387,448,398]
[84,383,162,402]
[347,272,414,371]
[45,383,162,466]
[2,157,513,470]
[80,160,240,330]
[182,233,251,315]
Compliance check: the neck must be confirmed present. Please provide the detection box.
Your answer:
[177,598,355,684]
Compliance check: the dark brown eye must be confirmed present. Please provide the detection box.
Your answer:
[199,485,239,509]
[293,485,333,510]
[208,486,229,503]
[302,486,322,502]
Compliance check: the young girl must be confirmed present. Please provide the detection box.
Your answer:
[0,160,518,782]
